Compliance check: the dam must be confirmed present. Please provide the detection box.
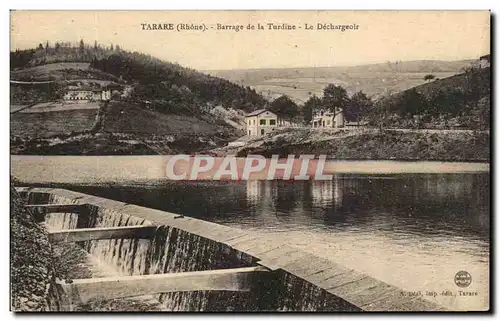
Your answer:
[13,186,446,312]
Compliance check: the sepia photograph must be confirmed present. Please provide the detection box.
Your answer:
[9,10,491,312]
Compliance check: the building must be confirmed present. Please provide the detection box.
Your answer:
[63,87,111,102]
[245,109,278,136]
[312,108,344,128]
[479,54,491,68]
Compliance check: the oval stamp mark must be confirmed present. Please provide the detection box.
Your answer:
[454,271,472,288]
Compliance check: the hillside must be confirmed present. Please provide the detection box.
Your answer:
[206,60,473,102]
[10,42,268,155]
[207,60,472,83]
[11,100,240,155]
[11,42,267,112]
[371,66,491,130]
[102,102,230,135]
[10,62,122,82]
[399,66,490,99]
[224,127,489,162]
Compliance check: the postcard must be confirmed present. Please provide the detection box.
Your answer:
[10,10,490,312]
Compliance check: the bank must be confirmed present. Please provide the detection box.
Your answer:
[231,128,490,162]
[10,185,59,311]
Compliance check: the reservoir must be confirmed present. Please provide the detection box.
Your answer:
[11,155,490,311]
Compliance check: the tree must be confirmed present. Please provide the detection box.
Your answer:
[463,66,486,104]
[79,39,85,51]
[302,95,321,123]
[322,84,350,119]
[269,95,298,120]
[38,43,44,50]
[424,74,435,82]
[397,88,428,117]
[471,96,490,130]
[367,96,394,132]
[348,91,373,123]
[428,89,464,116]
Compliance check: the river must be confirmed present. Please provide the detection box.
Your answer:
[11,155,490,311]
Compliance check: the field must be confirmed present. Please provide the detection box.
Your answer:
[211,71,459,103]
[207,60,472,102]
[10,62,122,83]
[102,102,236,136]
[10,101,242,155]
[10,99,237,138]
[10,109,98,138]
[17,102,101,113]
[11,62,90,80]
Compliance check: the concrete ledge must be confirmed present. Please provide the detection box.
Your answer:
[48,225,157,243]
[60,266,269,305]
[25,204,89,215]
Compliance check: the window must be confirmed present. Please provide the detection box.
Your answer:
[248,120,251,126]
[270,119,276,126]
[260,119,266,125]
[327,120,331,126]
[248,130,251,135]
[322,121,326,127]
[253,119,256,125]
[261,129,265,135]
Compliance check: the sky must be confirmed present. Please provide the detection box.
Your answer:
[10,10,491,70]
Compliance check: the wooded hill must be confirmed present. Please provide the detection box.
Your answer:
[11,41,267,114]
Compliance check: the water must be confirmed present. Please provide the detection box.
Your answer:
[11,156,490,311]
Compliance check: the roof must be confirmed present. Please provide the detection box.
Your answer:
[66,87,103,92]
[480,54,491,61]
[245,109,276,117]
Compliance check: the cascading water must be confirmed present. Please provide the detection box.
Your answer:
[41,193,258,311]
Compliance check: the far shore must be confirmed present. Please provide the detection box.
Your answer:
[10,155,489,186]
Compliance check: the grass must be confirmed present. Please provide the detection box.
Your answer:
[9,99,241,155]
[11,109,99,138]
[18,102,100,113]
[403,67,490,99]
[102,101,236,136]
[11,62,123,83]
[74,298,163,312]
[51,243,92,280]
[11,63,90,80]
